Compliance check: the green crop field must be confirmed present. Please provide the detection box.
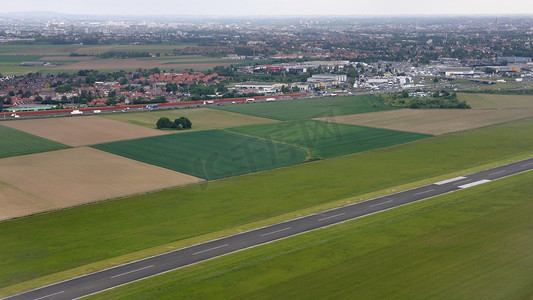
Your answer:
[87,171,533,300]
[0,124,69,159]
[101,107,278,130]
[214,95,396,121]
[1,117,533,292]
[92,130,307,180]
[0,55,44,63]
[458,93,533,109]
[227,120,432,159]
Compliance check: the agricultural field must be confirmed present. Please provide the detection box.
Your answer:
[458,93,533,109]
[0,43,226,75]
[92,130,308,180]
[321,108,533,135]
[87,171,533,300]
[0,124,69,158]
[2,117,533,292]
[44,57,232,72]
[226,120,431,159]
[0,147,203,221]
[102,107,278,130]
[1,116,168,146]
[214,95,396,121]
[73,44,196,55]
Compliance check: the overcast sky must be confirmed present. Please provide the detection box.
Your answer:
[2,0,533,16]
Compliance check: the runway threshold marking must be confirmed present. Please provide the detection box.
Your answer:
[414,189,435,196]
[370,199,393,208]
[318,213,345,221]
[489,170,506,175]
[192,244,229,255]
[434,176,466,185]
[458,179,491,189]
[111,265,154,278]
[33,291,64,300]
[261,227,292,236]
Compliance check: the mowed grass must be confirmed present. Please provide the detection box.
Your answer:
[0,124,69,158]
[227,120,432,159]
[87,171,533,300]
[1,118,533,290]
[214,95,396,121]
[458,93,533,109]
[92,130,307,180]
[101,107,278,130]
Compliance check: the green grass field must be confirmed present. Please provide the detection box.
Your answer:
[86,170,533,300]
[92,130,307,180]
[0,124,69,158]
[1,117,533,291]
[101,107,278,130]
[214,95,396,121]
[226,120,432,159]
[458,93,533,109]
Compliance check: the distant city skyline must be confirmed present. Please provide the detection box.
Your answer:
[1,0,533,16]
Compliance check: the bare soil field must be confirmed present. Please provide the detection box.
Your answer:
[0,147,203,221]
[44,59,232,71]
[2,116,168,146]
[317,108,533,135]
[458,93,533,109]
[102,108,278,130]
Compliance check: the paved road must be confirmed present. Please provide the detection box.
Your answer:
[5,158,533,300]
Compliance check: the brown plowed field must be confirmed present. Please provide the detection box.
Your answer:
[0,147,203,221]
[317,108,533,135]
[45,59,232,70]
[2,116,168,146]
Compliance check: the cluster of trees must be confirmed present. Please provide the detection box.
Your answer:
[380,90,470,109]
[131,96,167,105]
[156,116,192,130]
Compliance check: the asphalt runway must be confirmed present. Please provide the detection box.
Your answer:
[4,157,533,300]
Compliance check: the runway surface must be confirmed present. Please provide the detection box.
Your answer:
[5,157,533,300]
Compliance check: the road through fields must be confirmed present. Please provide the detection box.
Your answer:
[4,157,533,300]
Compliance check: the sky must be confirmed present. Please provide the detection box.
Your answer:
[1,0,533,16]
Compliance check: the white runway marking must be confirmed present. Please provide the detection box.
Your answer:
[318,213,345,221]
[111,265,154,278]
[414,189,435,196]
[192,244,228,256]
[434,176,466,185]
[261,227,292,236]
[33,291,64,300]
[370,200,393,208]
[459,179,491,189]
[522,162,533,167]
[489,170,506,176]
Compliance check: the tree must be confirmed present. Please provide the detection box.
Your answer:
[401,90,409,98]
[174,117,192,129]
[156,117,172,129]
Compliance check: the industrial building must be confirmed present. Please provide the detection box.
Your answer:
[306,73,347,89]
[233,81,284,94]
